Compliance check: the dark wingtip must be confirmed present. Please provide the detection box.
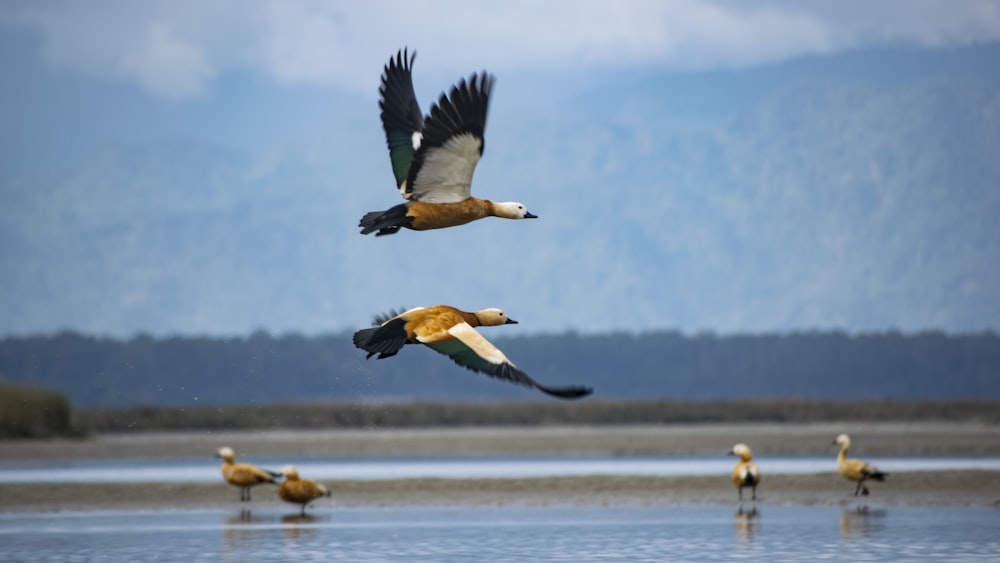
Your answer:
[536,385,593,400]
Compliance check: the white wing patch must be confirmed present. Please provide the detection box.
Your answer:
[447,323,509,365]
[410,133,482,203]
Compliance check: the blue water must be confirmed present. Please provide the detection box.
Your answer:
[3,455,999,484]
[0,505,997,562]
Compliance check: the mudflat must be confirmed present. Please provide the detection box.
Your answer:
[2,422,998,512]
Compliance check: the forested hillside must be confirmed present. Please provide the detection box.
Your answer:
[1,330,997,407]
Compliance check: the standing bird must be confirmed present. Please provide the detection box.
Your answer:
[359,48,537,236]
[215,446,281,502]
[353,305,591,399]
[728,443,761,502]
[833,434,887,496]
[278,465,332,515]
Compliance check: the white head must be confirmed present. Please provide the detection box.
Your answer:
[493,202,537,220]
[475,308,518,327]
[834,434,851,449]
[729,443,753,460]
[281,465,299,479]
[215,447,235,462]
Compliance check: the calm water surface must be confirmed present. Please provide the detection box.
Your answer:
[1,505,997,562]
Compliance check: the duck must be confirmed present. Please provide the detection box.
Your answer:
[728,443,761,502]
[833,434,887,496]
[278,465,331,515]
[359,48,537,236]
[215,446,281,502]
[352,305,591,399]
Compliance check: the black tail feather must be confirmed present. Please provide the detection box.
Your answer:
[869,471,887,481]
[359,203,412,236]
[353,318,408,359]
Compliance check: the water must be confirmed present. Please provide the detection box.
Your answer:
[1,504,997,562]
[3,455,999,484]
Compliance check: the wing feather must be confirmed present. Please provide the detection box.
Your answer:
[406,73,493,203]
[379,49,424,192]
[423,324,593,399]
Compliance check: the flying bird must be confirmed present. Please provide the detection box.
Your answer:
[278,465,332,515]
[833,434,887,496]
[353,305,591,399]
[359,48,537,236]
[728,443,761,502]
[215,446,281,502]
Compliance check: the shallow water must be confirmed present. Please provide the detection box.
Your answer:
[0,505,997,562]
[3,455,999,484]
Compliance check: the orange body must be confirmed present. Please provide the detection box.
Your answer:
[279,466,330,515]
[406,198,495,230]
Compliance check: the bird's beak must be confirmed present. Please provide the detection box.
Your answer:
[831,440,838,446]
[727,451,735,456]
[505,318,519,325]
[524,212,538,219]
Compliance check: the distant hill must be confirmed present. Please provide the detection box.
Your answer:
[1,330,997,407]
[1,45,998,337]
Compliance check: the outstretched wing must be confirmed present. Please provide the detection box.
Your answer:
[405,73,494,204]
[424,323,591,400]
[379,49,424,194]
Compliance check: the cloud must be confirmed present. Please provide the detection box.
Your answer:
[2,1,998,100]
[120,24,215,100]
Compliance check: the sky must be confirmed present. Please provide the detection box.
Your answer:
[1,1,999,337]
[3,1,1000,99]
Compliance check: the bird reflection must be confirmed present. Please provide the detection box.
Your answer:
[840,505,887,539]
[222,509,269,559]
[281,513,320,525]
[734,505,761,544]
[226,508,256,524]
[281,512,325,541]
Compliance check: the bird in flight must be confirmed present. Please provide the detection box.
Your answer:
[359,48,537,236]
[353,305,591,399]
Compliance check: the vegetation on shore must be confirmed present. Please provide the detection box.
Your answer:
[0,381,84,439]
[78,399,1000,433]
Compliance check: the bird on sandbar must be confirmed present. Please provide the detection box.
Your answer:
[352,305,591,399]
[215,446,281,502]
[833,434,887,496]
[278,465,332,515]
[359,48,537,236]
[728,443,761,502]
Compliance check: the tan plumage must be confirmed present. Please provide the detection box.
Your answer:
[215,446,280,502]
[278,465,331,515]
[352,305,591,399]
[833,434,887,496]
[359,49,536,236]
[728,443,761,502]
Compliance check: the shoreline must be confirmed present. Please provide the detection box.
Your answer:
[3,471,999,513]
[3,423,999,512]
[4,421,1000,461]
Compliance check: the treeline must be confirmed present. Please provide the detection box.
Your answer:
[79,399,1000,434]
[1,330,998,408]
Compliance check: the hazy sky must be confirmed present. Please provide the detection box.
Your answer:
[4,1,999,99]
[1,1,999,337]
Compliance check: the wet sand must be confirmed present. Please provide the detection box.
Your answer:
[2,422,999,512]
